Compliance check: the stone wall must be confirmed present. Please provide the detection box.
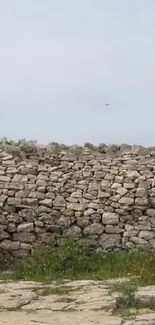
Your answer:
[1,142,155,257]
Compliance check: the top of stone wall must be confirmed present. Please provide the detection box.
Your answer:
[1,138,155,158]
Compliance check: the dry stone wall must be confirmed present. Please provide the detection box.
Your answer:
[1,142,155,257]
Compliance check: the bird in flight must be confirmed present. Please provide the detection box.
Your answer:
[105,103,110,106]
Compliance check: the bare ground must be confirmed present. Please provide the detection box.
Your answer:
[0,279,155,325]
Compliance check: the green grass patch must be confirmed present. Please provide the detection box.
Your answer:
[110,281,138,296]
[6,306,21,312]
[34,286,77,297]
[1,243,155,285]
[111,280,155,319]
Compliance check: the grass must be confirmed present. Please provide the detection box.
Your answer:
[1,245,155,318]
[1,243,155,286]
[6,306,21,312]
[34,286,77,297]
[110,281,138,296]
[110,280,155,319]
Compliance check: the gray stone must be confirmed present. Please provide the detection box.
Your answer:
[66,197,78,203]
[36,180,47,186]
[102,213,119,225]
[135,313,155,324]
[38,165,48,172]
[57,216,71,228]
[17,223,34,232]
[67,203,88,211]
[146,209,155,217]
[138,179,150,189]
[35,227,46,234]
[7,214,20,223]
[125,225,133,231]
[136,187,147,197]
[8,183,24,190]
[77,238,98,248]
[135,286,155,302]
[0,239,20,250]
[125,241,135,249]
[39,199,53,208]
[98,191,111,198]
[131,236,148,245]
[115,176,124,183]
[37,186,46,193]
[135,225,151,231]
[84,209,95,216]
[34,220,44,227]
[7,197,22,205]
[83,193,96,200]
[38,174,48,181]
[124,182,135,189]
[0,230,10,240]
[149,239,155,248]
[12,174,28,183]
[116,187,128,196]
[38,233,56,245]
[20,243,32,250]
[86,203,98,210]
[63,226,82,238]
[94,171,106,178]
[23,198,38,206]
[105,225,124,234]
[135,197,148,206]
[0,194,7,202]
[118,197,134,205]
[25,184,37,191]
[111,183,121,189]
[110,195,120,202]
[2,154,13,160]
[46,225,61,233]
[71,191,82,198]
[7,167,18,173]
[16,232,36,243]
[139,230,155,240]
[63,209,74,217]
[28,191,45,200]
[7,223,16,232]
[0,175,11,182]
[149,197,155,208]
[15,190,29,198]
[91,214,101,223]
[123,230,138,237]
[101,180,111,188]
[125,171,140,178]
[54,196,66,207]
[77,217,90,228]
[83,223,104,235]
[99,234,121,249]
[45,192,55,199]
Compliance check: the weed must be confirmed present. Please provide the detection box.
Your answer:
[6,306,21,312]
[110,281,138,296]
[35,286,77,297]
[1,245,155,285]
[111,280,155,319]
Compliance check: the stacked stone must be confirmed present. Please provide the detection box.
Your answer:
[0,143,155,256]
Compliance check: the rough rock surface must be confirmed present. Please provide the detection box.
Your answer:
[0,279,155,325]
[1,143,155,254]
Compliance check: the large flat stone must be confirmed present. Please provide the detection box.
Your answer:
[0,311,122,325]
[135,286,155,302]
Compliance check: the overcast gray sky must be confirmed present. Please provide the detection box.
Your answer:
[0,0,155,146]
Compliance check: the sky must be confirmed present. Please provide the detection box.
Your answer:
[0,0,155,146]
